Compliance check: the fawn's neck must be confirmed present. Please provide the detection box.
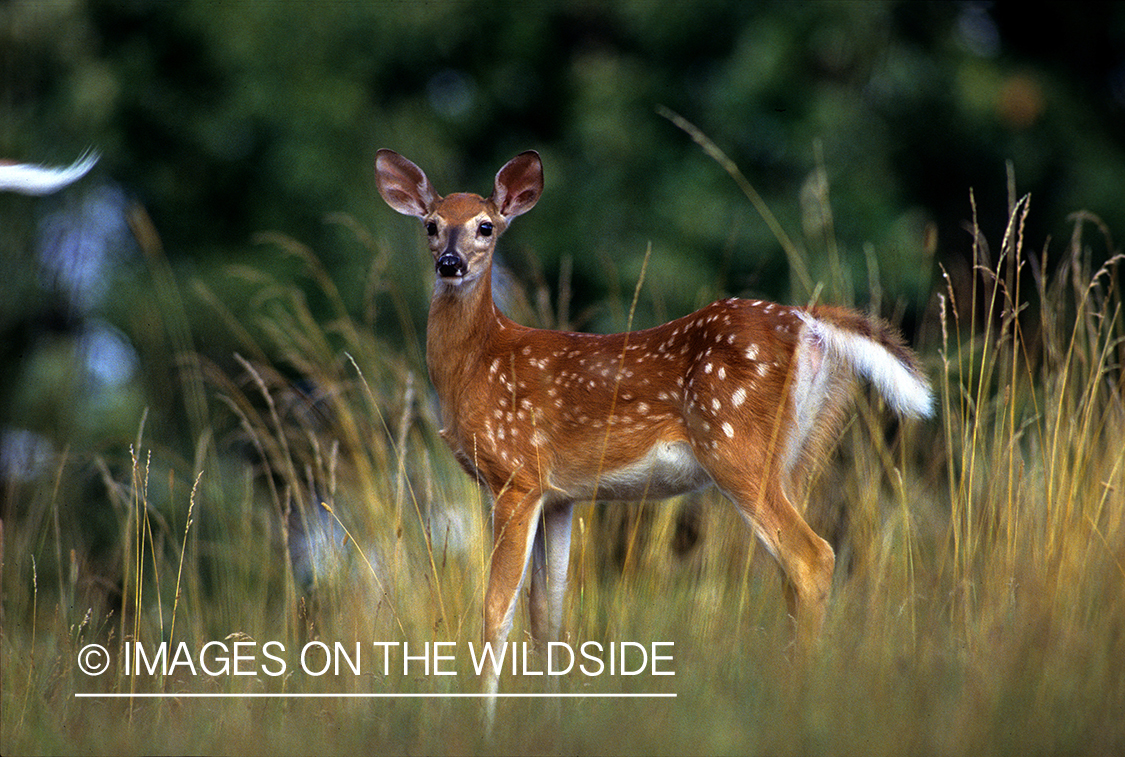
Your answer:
[426,270,507,422]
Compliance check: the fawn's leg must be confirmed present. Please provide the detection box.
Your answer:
[482,486,544,727]
[691,427,835,645]
[528,499,575,647]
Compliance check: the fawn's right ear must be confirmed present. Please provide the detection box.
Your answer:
[375,149,438,218]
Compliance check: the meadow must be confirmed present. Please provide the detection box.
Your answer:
[3,163,1123,755]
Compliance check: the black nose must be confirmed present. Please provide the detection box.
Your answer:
[436,254,465,278]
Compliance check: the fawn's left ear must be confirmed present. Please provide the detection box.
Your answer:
[491,151,542,221]
[375,149,439,218]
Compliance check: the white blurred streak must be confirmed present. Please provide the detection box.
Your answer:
[0,150,99,195]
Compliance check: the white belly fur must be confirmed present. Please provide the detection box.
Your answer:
[559,440,712,501]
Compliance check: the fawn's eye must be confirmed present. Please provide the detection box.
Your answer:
[478,222,493,237]
[426,221,438,236]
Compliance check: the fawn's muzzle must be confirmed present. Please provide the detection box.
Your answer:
[436,254,465,278]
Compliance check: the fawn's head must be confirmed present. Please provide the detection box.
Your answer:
[375,149,543,286]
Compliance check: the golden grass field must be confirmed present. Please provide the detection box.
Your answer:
[3,170,1123,755]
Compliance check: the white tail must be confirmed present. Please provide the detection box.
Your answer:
[375,149,932,714]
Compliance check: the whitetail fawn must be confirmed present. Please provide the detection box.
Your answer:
[376,148,932,705]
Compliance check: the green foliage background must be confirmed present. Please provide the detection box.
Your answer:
[4,0,1123,454]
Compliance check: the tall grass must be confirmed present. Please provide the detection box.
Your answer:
[3,182,1123,755]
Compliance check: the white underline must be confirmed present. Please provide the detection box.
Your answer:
[75,692,675,699]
